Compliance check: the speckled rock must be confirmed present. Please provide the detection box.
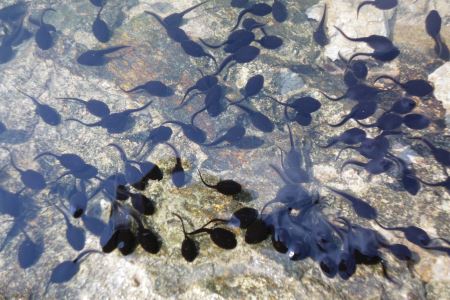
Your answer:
[429,62,450,125]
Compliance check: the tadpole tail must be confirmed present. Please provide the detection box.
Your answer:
[230,9,250,32]
[190,106,207,125]
[107,143,128,162]
[172,213,189,236]
[338,51,349,64]
[286,123,295,150]
[205,53,218,69]
[264,95,288,107]
[319,4,327,27]
[355,119,375,128]
[202,134,226,147]
[197,170,214,188]
[373,219,400,232]
[16,88,40,106]
[432,237,450,246]
[65,118,99,127]
[53,204,70,226]
[144,11,166,28]
[96,2,105,18]
[320,90,346,101]
[227,97,246,107]
[283,105,295,121]
[196,68,205,77]
[164,142,181,159]
[278,147,291,176]
[421,245,450,255]
[188,218,228,235]
[340,160,365,173]
[213,54,234,76]
[56,97,86,105]
[53,171,71,183]
[356,1,373,18]
[34,151,58,161]
[334,26,362,42]
[373,218,388,230]
[432,36,441,54]
[98,45,130,55]
[40,7,56,25]
[73,249,103,264]
[175,91,202,110]
[269,163,295,185]
[179,86,196,106]
[134,137,150,158]
[374,75,401,87]
[179,0,211,17]
[347,52,371,64]
[328,114,352,127]
[7,151,21,173]
[416,177,444,187]
[161,120,178,127]
[436,37,450,60]
[44,280,51,297]
[380,130,402,138]
[260,198,279,215]
[408,136,434,151]
[187,227,209,236]
[199,38,225,49]
[127,101,153,114]
[316,138,338,149]
[120,84,144,93]
[335,146,355,161]
[385,152,403,173]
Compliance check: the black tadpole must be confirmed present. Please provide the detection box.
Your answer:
[188,225,237,250]
[173,213,199,262]
[197,170,242,196]
[46,249,103,293]
[313,4,329,46]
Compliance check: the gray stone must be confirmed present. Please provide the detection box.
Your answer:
[429,62,450,126]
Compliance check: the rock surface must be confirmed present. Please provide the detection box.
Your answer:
[306,0,394,61]
[0,0,449,299]
[429,62,450,125]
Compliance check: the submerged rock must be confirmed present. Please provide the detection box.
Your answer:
[429,62,450,126]
[306,0,394,61]
[0,0,449,299]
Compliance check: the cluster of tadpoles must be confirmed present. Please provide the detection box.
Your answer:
[0,2,56,65]
[1,0,450,291]
[316,26,449,196]
[95,159,243,258]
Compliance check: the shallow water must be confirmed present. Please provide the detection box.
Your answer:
[0,0,449,299]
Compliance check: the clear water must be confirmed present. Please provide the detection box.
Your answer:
[0,0,449,299]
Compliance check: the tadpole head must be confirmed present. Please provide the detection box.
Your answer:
[115,185,130,201]
[244,219,270,244]
[230,207,258,229]
[338,254,356,280]
[319,256,338,278]
[117,229,138,256]
[209,228,237,250]
[288,240,311,261]
[181,237,199,262]
[388,244,413,261]
[138,228,161,254]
